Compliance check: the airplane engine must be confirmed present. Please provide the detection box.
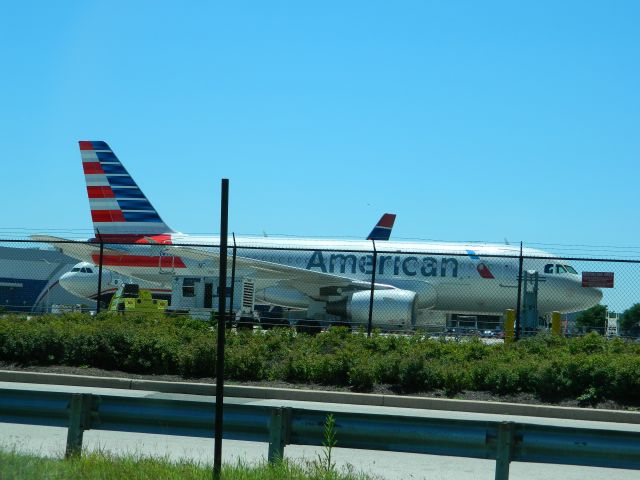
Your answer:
[327,289,417,328]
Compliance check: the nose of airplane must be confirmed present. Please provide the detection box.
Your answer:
[547,277,604,313]
[59,271,89,298]
[568,283,603,311]
[584,286,604,306]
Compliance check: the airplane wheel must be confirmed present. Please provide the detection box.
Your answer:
[296,320,322,335]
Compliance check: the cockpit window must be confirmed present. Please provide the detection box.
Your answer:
[85,268,93,273]
[545,263,578,275]
[71,267,80,272]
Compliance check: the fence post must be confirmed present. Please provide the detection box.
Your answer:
[96,235,104,314]
[494,421,515,480]
[514,242,524,341]
[367,240,378,337]
[214,179,229,479]
[228,233,237,326]
[268,407,292,463]
[65,393,93,458]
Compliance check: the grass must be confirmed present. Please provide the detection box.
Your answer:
[0,448,377,480]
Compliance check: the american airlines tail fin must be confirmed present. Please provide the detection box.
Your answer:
[367,213,396,241]
[79,141,174,239]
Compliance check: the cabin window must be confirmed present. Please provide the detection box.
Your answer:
[182,278,196,297]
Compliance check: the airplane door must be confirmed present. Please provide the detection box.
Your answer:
[159,247,176,274]
[502,261,518,287]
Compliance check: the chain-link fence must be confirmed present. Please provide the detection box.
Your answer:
[1,237,638,338]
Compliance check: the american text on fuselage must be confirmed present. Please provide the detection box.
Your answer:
[306,251,458,277]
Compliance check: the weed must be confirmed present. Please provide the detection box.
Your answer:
[313,413,338,476]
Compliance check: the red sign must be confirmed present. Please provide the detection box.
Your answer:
[582,272,614,288]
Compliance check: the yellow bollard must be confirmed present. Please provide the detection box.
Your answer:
[504,309,515,345]
[551,311,562,336]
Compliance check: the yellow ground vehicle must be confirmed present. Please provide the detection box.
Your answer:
[108,284,168,313]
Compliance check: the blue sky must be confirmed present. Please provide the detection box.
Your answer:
[1,1,638,254]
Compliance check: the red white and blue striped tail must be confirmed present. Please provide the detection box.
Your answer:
[79,141,174,239]
[367,213,396,241]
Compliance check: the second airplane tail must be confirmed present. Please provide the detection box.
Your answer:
[79,141,174,241]
[367,213,396,241]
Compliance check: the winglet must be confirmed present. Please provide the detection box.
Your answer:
[367,213,396,241]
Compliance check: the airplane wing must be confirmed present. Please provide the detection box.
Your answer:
[30,235,130,263]
[167,244,396,299]
[30,236,396,300]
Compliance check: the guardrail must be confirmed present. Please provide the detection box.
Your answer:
[1,387,639,480]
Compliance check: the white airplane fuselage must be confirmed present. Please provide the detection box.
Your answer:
[87,234,602,315]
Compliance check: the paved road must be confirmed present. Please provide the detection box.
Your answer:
[1,381,639,480]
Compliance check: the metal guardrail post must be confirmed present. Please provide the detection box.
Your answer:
[268,407,291,463]
[65,393,93,458]
[494,422,516,480]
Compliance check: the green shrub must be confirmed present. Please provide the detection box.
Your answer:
[348,359,377,392]
[1,314,640,405]
[441,365,468,397]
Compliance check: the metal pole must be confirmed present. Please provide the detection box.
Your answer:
[96,233,104,314]
[213,179,229,479]
[228,233,237,326]
[65,393,92,458]
[367,239,378,337]
[514,241,524,341]
[268,407,291,463]
[494,422,515,480]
